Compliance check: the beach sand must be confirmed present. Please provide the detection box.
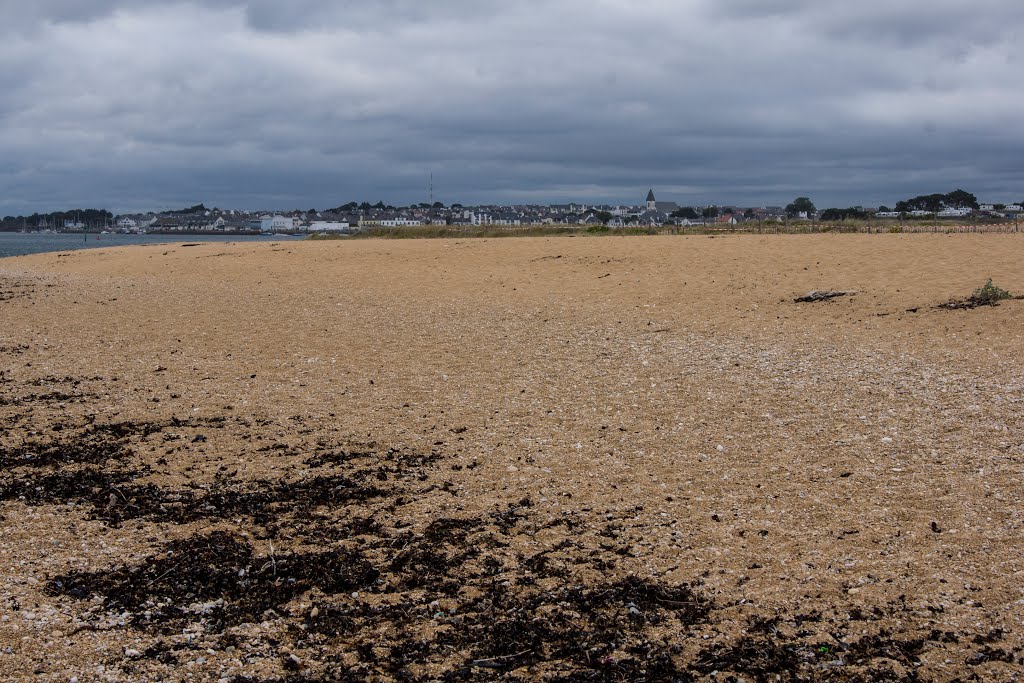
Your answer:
[1,233,1022,681]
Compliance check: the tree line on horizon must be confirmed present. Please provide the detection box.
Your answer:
[1,209,113,231]
[891,189,979,213]
[789,189,1022,222]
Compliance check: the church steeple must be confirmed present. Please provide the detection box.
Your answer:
[646,189,656,211]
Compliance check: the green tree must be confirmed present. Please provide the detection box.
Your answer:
[671,207,699,219]
[596,211,613,225]
[785,197,816,218]
[821,207,868,221]
[894,190,977,214]
[161,203,206,215]
[702,205,719,219]
[945,188,979,210]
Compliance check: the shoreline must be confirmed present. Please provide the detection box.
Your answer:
[0,232,293,260]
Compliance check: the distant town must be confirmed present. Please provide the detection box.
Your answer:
[2,189,1021,235]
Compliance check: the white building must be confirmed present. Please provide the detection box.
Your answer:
[491,213,522,226]
[310,221,350,232]
[938,208,971,217]
[937,207,973,218]
[271,216,295,232]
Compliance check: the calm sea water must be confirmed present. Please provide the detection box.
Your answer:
[0,232,296,259]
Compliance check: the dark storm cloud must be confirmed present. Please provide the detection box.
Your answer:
[1,0,1022,213]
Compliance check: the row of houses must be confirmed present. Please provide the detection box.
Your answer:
[105,192,1022,234]
[979,203,1023,217]
[875,208,974,218]
[876,204,1021,219]
[113,208,800,234]
[102,191,780,233]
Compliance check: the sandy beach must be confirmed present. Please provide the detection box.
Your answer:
[1,233,1023,681]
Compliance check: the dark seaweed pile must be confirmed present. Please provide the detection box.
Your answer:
[1,360,1018,681]
[0,277,37,302]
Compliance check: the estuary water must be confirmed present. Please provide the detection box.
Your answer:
[0,232,294,259]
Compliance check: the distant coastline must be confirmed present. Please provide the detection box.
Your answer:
[0,232,291,259]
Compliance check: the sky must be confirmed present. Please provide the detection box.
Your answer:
[1,0,1023,214]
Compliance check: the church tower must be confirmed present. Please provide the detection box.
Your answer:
[646,189,656,211]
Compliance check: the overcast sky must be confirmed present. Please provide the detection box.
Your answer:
[2,0,1023,213]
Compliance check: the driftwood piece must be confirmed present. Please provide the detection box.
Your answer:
[794,290,857,303]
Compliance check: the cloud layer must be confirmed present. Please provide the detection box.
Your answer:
[2,0,1023,212]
